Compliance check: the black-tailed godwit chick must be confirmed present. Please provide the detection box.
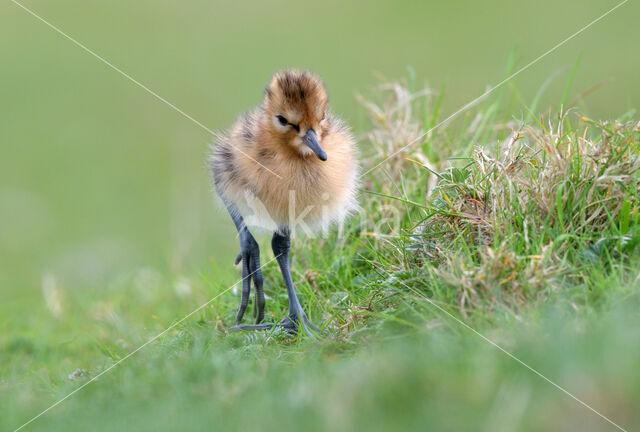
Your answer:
[210,69,358,335]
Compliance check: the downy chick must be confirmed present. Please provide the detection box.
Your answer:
[210,70,358,334]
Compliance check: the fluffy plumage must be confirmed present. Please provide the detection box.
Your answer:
[208,70,358,333]
[210,70,358,234]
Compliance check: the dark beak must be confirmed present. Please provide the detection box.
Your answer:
[302,129,327,161]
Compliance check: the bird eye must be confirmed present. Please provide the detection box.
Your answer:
[276,115,288,126]
[321,112,326,121]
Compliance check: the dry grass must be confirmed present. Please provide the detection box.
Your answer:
[429,116,638,310]
[359,81,640,314]
[358,82,441,190]
[424,115,640,243]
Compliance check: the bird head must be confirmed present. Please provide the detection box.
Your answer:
[263,70,329,161]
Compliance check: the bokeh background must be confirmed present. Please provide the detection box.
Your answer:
[1,0,638,363]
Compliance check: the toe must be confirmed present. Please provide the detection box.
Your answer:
[229,323,274,332]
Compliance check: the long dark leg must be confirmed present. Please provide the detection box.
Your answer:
[223,201,265,325]
[271,230,321,336]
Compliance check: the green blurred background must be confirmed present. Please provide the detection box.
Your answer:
[1,0,638,322]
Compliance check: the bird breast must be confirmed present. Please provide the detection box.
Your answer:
[214,127,358,235]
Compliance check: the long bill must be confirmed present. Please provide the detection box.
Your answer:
[301,129,327,161]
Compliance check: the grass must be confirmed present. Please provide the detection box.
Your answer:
[2,73,640,431]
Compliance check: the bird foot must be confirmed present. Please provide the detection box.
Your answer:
[228,322,274,332]
[228,315,323,338]
[266,314,323,338]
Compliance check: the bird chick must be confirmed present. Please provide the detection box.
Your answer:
[210,70,358,335]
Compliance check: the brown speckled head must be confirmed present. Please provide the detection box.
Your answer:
[262,70,329,159]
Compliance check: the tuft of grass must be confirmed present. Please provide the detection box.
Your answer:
[355,78,640,322]
[415,115,639,313]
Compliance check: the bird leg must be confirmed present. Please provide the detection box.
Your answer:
[224,202,266,328]
[271,230,322,337]
[223,207,320,337]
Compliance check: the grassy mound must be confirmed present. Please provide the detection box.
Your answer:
[349,81,640,326]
